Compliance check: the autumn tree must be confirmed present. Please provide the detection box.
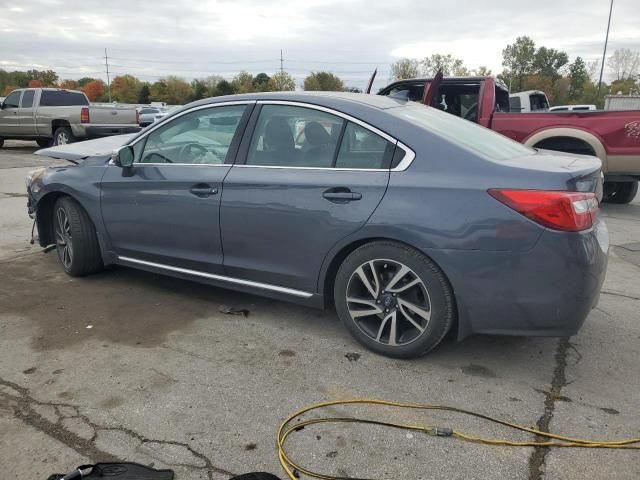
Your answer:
[58,79,78,90]
[3,85,18,96]
[267,71,296,91]
[390,58,420,80]
[231,71,255,93]
[82,80,104,102]
[303,72,343,91]
[28,79,44,88]
[110,75,142,103]
[27,69,58,86]
[149,76,191,104]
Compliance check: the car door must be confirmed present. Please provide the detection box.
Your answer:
[100,102,253,274]
[17,89,36,135]
[220,102,396,293]
[0,90,22,135]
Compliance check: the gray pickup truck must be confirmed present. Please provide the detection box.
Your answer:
[0,88,141,147]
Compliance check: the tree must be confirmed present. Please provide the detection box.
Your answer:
[190,79,207,101]
[138,84,150,104]
[343,86,362,93]
[28,79,44,88]
[3,85,18,96]
[422,54,467,76]
[390,58,420,80]
[533,47,569,78]
[77,77,97,87]
[231,71,255,93]
[26,69,58,86]
[610,78,638,95]
[568,57,589,100]
[82,80,104,102]
[473,66,492,76]
[502,36,536,91]
[303,72,344,91]
[606,48,640,81]
[253,73,271,91]
[267,71,296,91]
[216,80,235,96]
[110,75,142,103]
[150,76,192,104]
[58,79,78,90]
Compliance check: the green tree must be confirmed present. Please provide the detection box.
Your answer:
[303,71,344,91]
[216,80,235,96]
[231,71,255,93]
[533,47,569,78]
[390,58,420,80]
[138,84,151,104]
[267,71,296,91]
[422,54,467,76]
[473,66,492,76]
[610,78,638,95]
[158,76,192,104]
[568,57,589,100]
[502,36,536,91]
[190,79,207,101]
[27,69,58,86]
[252,73,271,91]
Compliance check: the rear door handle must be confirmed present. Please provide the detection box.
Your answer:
[322,188,362,203]
[189,184,218,197]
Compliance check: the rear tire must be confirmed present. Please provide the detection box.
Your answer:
[53,127,76,146]
[36,138,52,148]
[334,241,455,358]
[603,180,638,204]
[53,196,103,276]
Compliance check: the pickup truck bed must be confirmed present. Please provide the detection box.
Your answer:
[380,76,640,203]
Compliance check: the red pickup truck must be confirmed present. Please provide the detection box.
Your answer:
[379,75,640,203]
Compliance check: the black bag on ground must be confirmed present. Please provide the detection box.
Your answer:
[46,463,174,480]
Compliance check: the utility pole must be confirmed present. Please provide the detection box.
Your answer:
[597,0,613,99]
[104,48,112,103]
[280,49,284,74]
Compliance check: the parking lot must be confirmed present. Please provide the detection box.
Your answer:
[0,140,638,479]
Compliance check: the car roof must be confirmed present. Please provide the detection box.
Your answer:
[186,91,407,111]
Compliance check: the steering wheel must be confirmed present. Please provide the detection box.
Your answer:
[178,143,208,163]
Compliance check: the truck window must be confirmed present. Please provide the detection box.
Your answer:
[21,90,34,108]
[529,94,549,111]
[387,84,425,102]
[40,90,89,107]
[3,91,21,108]
[509,96,522,112]
[435,83,480,122]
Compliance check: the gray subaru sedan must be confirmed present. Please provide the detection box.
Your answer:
[26,92,608,358]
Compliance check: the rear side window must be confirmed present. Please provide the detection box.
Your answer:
[509,96,522,112]
[40,90,89,106]
[140,108,159,114]
[21,90,34,108]
[335,122,394,169]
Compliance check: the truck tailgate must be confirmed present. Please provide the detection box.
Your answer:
[88,105,138,125]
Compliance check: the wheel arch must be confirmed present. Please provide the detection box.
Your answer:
[35,190,94,247]
[50,119,71,137]
[524,128,608,170]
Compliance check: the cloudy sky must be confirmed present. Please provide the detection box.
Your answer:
[1,0,638,89]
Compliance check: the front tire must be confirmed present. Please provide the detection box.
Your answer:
[53,126,76,146]
[36,138,52,148]
[53,197,103,276]
[603,180,638,204]
[334,241,455,358]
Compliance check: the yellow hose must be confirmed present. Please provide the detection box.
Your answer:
[277,399,639,480]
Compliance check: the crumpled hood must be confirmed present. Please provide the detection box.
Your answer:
[35,134,137,161]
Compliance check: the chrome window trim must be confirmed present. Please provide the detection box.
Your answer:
[117,255,314,299]
[126,163,232,167]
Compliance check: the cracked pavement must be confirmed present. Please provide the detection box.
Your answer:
[0,140,638,479]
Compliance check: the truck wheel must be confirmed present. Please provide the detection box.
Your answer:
[53,196,103,276]
[53,127,76,146]
[36,138,52,148]
[603,181,638,204]
[0,138,4,148]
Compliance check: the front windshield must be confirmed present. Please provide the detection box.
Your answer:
[390,103,535,161]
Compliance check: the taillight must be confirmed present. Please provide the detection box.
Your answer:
[80,107,90,123]
[488,189,598,232]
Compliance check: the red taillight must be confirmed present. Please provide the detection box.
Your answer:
[488,189,598,232]
[80,107,90,123]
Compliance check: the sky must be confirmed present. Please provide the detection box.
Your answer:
[0,0,639,90]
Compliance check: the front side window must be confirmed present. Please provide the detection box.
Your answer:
[247,105,344,168]
[138,105,246,165]
[21,90,34,108]
[3,91,21,108]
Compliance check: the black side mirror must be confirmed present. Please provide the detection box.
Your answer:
[113,145,134,168]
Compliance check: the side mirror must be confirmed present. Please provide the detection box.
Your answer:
[0,102,5,110]
[113,145,134,168]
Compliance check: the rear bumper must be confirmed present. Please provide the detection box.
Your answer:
[72,125,141,139]
[427,218,609,339]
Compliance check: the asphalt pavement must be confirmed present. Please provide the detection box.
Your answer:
[0,140,638,480]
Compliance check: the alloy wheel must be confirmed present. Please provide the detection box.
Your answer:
[55,207,73,268]
[57,131,69,145]
[345,259,432,346]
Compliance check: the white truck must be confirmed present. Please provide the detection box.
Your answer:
[0,88,141,147]
[508,90,550,112]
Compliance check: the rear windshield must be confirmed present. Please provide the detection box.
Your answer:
[391,103,534,161]
[40,90,89,107]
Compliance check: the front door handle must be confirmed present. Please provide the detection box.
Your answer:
[189,184,218,197]
[322,188,362,203]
